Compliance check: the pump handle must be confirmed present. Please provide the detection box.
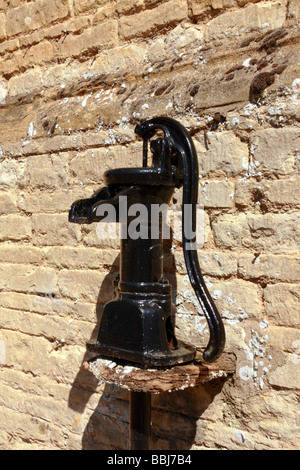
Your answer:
[135,117,225,363]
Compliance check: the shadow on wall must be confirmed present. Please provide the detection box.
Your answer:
[151,378,227,450]
[67,253,229,450]
[80,378,228,450]
[67,255,122,445]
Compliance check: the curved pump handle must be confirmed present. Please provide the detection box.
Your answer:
[135,117,225,363]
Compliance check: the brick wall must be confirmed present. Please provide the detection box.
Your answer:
[0,0,299,450]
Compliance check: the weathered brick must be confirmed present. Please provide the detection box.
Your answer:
[234,180,257,207]
[17,15,89,49]
[200,421,296,450]
[0,307,93,347]
[190,0,212,16]
[268,326,300,354]
[205,1,287,41]
[190,0,236,17]
[31,213,81,246]
[81,222,125,249]
[58,20,118,58]
[90,43,148,82]
[172,250,237,277]
[0,263,56,295]
[50,297,96,323]
[163,23,204,52]
[0,99,36,144]
[192,71,252,109]
[212,212,300,253]
[0,79,6,105]
[199,180,234,208]
[116,0,144,14]
[69,149,107,185]
[249,128,300,175]
[28,154,68,190]
[264,284,300,327]
[176,277,261,322]
[57,269,115,303]
[238,254,300,282]
[261,177,300,205]
[0,214,31,241]
[69,142,144,185]
[289,0,300,21]
[268,357,300,390]
[0,12,6,40]
[0,192,17,214]
[0,291,94,326]
[82,126,135,149]
[8,68,42,99]
[0,291,53,315]
[175,277,261,347]
[6,0,69,37]
[18,188,87,214]
[152,407,196,443]
[0,244,43,264]
[22,40,54,68]
[159,205,211,250]
[74,0,107,14]
[41,62,86,89]
[0,369,68,405]
[14,386,90,432]
[119,0,188,39]
[0,404,50,443]
[0,38,19,55]
[194,132,249,176]
[1,0,30,7]
[27,95,122,142]
[208,278,262,325]
[0,159,26,188]
[215,387,299,445]
[44,246,119,270]
[17,134,84,156]
[0,329,85,382]
[0,53,20,79]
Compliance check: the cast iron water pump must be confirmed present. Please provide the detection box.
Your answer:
[69,117,225,367]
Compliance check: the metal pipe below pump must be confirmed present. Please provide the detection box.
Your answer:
[129,391,151,450]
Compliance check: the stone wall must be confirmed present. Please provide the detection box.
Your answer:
[0,0,299,450]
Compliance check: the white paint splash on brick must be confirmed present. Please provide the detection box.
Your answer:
[0,80,7,105]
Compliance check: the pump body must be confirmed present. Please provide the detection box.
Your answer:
[69,117,225,367]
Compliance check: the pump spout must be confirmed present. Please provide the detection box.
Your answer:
[69,186,112,224]
[69,185,136,224]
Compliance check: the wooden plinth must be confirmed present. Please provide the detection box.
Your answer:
[84,352,235,394]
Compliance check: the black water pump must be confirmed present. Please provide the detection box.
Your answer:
[69,117,225,367]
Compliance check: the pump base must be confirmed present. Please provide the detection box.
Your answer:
[87,339,196,368]
[87,294,196,368]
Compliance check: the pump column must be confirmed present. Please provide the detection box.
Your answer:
[118,188,170,288]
